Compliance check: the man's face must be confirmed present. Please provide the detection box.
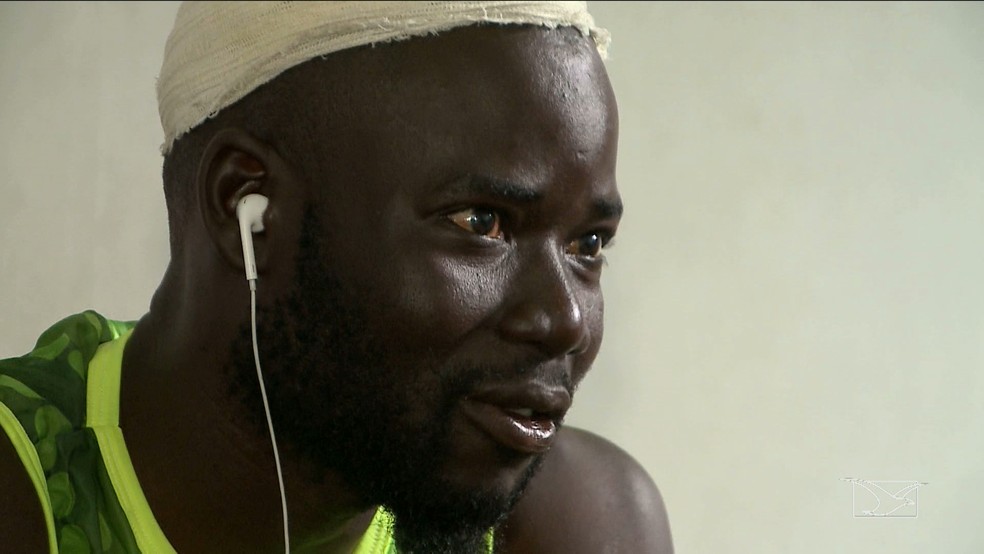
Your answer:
[236,25,619,552]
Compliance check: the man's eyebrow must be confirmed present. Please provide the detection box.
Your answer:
[441,174,623,219]
[444,174,543,203]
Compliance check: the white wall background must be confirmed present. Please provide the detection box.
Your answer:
[2,2,982,553]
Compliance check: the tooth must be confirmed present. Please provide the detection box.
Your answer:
[509,408,534,418]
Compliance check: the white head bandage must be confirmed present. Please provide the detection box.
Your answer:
[157,1,610,154]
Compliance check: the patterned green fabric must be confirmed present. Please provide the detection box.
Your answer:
[0,311,137,553]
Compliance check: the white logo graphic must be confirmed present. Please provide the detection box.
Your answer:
[841,478,927,518]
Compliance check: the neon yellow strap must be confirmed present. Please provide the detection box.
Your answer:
[87,330,177,554]
[352,508,397,554]
[0,402,58,554]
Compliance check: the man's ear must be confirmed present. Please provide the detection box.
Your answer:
[197,128,283,278]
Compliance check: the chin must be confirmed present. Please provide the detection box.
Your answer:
[385,457,541,554]
[446,447,543,502]
[378,436,545,553]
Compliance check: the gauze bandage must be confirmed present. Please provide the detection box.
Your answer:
[157,1,610,154]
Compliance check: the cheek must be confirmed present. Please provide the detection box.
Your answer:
[381,255,506,352]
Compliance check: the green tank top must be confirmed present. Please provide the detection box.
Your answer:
[0,311,408,553]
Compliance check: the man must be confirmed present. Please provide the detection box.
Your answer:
[0,2,672,552]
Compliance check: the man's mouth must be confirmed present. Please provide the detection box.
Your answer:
[460,385,571,454]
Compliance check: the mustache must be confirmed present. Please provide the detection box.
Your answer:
[437,355,575,401]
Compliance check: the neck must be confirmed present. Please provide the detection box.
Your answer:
[119,268,374,552]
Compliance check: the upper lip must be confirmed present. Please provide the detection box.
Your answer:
[466,383,572,422]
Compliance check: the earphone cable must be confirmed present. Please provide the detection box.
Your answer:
[250,279,290,553]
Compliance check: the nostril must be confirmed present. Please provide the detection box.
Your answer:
[567,336,590,357]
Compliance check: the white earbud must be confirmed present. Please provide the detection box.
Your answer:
[236,194,269,282]
[236,192,290,551]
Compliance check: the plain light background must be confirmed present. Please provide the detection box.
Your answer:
[2,2,982,552]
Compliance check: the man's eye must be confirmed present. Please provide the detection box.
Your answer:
[566,233,607,258]
[447,208,503,239]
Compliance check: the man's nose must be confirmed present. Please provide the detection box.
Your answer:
[496,251,591,358]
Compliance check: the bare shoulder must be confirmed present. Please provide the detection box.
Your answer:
[0,427,49,553]
[497,426,673,553]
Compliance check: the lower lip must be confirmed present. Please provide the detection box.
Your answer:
[459,400,557,454]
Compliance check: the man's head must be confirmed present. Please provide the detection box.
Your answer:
[158,3,619,551]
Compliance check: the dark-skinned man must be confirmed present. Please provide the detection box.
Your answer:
[0,2,673,552]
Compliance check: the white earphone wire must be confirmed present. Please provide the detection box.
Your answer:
[249,279,291,553]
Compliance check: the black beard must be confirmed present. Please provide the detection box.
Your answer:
[228,209,543,553]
